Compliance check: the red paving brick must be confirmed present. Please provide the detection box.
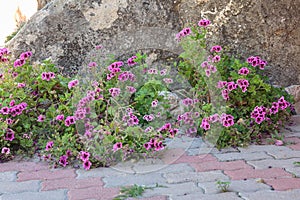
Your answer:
[284,137,300,144]
[190,160,253,172]
[68,186,119,200]
[264,178,300,191]
[0,161,49,173]
[224,168,292,180]
[288,142,300,150]
[17,168,76,182]
[42,177,104,191]
[173,154,217,164]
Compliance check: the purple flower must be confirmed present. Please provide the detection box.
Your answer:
[37,115,45,122]
[65,116,76,126]
[5,129,15,141]
[59,155,68,167]
[238,67,250,75]
[0,106,10,115]
[1,147,10,155]
[198,19,211,27]
[80,151,90,161]
[83,160,92,170]
[56,114,64,121]
[210,45,222,53]
[127,56,137,66]
[68,79,79,89]
[151,100,158,107]
[113,142,123,152]
[45,141,54,151]
[88,62,97,68]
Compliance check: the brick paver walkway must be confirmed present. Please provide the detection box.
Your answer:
[1,116,300,200]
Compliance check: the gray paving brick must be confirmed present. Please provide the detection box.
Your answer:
[166,136,195,149]
[143,182,204,197]
[133,163,195,174]
[103,172,166,187]
[1,190,67,200]
[238,145,291,153]
[197,179,271,194]
[76,167,130,179]
[247,158,299,169]
[0,171,17,182]
[267,149,300,159]
[163,170,229,184]
[0,180,40,194]
[170,192,243,200]
[239,189,300,200]
[214,152,272,161]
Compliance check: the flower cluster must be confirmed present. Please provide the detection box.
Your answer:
[176,27,191,41]
[143,114,155,122]
[0,102,27,117]
[251,106,267,124]
[107,61,123,80]
[118,71,135,82]
[247,56,267,70]
[122,109,139,126]
[14,51,32,67]
[158,123,179,138]
[210,45,222,53]
[177,112,199,127]
[108,88,121,97]
[143,138,164,151]
[238,67,250,75]
[79,151,92,170]
[127,55,137,66]
[68,79,79,89]
[163,78,173,84]
[201,113,235,130]
[41,72,55,81]
[126,86,136,94]
[0,47,10,62]
[198,19,211,27]
[65,116,76,127]
[218,79,250,100]
[201,51,220,77]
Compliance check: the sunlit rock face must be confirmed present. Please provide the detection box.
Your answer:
[7,0,300,87]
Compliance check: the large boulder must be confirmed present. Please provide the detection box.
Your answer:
[7,0,300,87]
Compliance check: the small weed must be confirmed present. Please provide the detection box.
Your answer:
[293,162,300,167]
[113,183,167,200]
[216,180,231,192]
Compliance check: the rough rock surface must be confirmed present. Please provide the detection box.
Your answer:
[285,85,300,114]
[7,0,300,86]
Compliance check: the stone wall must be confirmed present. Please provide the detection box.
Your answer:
[7,0,300,86]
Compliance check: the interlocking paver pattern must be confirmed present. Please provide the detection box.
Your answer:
[0,115,300,199]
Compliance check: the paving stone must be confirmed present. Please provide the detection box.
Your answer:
[224,168,292,180]
[238,145,291,154]
[133,163,195,174]
[127,196,168,200]
[170,192,242,200]
[239,189,300,200]
[173,154,217,164]
[143,182,203,197]
[165,136,195,149]
[267,149,300,159]
[0,161,49,173]
[68,186,119,200]
[213,152,272,161]
[247,158,299,169]
[41,177,104,191]
[76,167,126,179]
[163,170,229,184]
[0,180,40,194]
[0,171,17,182]
[1,190,67,200]
[284,137,300,144]
[103,172,166,187]
[17,169,76,181]
[190,160,252,172]
[197,179,271,194]
[157,148,186,165]
[264,177,300,191]
[288,142,300,150]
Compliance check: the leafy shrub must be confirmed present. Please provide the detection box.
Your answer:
[177,20,294,148]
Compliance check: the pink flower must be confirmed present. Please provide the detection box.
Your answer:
[65,116,76,126]
[0,106,10,115]
[212,55,221,63]
[17,83,26,88]
[68,79,79,89]
[210,45,222,53]
[56,114,64,121]
[80,151,90,161]
[45,141,54,151]
[275,140,283,146]
[88,62,97,68]
[127,56,137,66]
[59,155,68,167]
[238,67,250,75]
[37,115,45,122]
[109,88,121,97]
[113,142,123,152]
[5,129,15,141]
[1,147,10,155]
[198,19,211,27]
[176,27,191,40]
[151,100,158,107]
[9,100,15,107]
[200,118,210,130]
[83,160,92,170]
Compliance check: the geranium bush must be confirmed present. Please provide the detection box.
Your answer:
[177,19,294,148]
